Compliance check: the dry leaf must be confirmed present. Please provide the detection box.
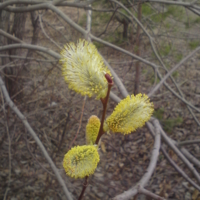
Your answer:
[192,189,199,200]
[100,142,106,153]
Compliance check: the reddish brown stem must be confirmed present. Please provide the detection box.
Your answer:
[78,74,113,200]
[95,74,113,144]
[78,176,88,200]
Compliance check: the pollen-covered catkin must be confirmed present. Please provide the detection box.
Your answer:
[63,145,100,179]
[60,39,112,99]
[105,94,154,134]
[86,115,100,145]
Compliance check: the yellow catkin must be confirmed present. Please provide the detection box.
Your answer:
[105,93,154,134]
[86,115,100,145]
[60,39,112,99]
[63,145,100,179]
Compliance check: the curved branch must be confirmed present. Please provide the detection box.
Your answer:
[0,43,60,59]
[113,119,161,200]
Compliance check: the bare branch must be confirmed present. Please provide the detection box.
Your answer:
[161,146,200,191]
[180,148,200,169]
[0,76,73,200]
[148,46,200,97]
[138,187,166,200]
[151,118,200,184]
[0,0,92,10]
[1,89,12,200]
[0,43,60,59]
[0,54,57,63]
[113,119,161,200]
[143,0,198,6]
[39,14,62,50]
[178,139,200,146]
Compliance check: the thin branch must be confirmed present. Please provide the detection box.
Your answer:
[0,54,57,62]
[180,148,200,169]
[1,3,199,114]
[1,27,199,114]
[109,0,200,125]
[68,96,87,150]
[178,139,200,146]
[39,14,62,49]
[0,75,73,200]
[0,43,60,59]
[138,187,166,200]
[102,55,129,98]
[134,0,142,95]
[1,89,12,200]
[148,46,200,97]
[151,118,200,184]
[0,0,93,10]
[144,0,198,6]
[113,119,161,200]
[161,146,200,191]
[78,176,89,200]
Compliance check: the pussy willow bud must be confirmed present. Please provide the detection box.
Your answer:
[86,115,100,145]
[63,145,100,179]
[60,39,112,99]
[105,94,154,134]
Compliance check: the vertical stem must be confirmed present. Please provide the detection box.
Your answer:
[78,74,113,200]
[134,1,142,95]
[95,74,113,145]
[78,176,88,200]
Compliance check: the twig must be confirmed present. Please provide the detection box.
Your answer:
[95,74,113,145]
[113,119,161,200]
[134,0,142,95]
[1,89,11,200]
[161,146,200,191]
[151,117,200,184]
[147,121,200,192]
[0,43,60,59]
[78,74,113,200]
[148,46,200,97]
[0,75,73,200]
[108,0,200,124]
[39,14,62,49]
[102,56,129,98]
[178,139,200,146]
[68,96,87,150]
[180,148,200,169]
[1,9,199,114]
[0,54,57,62]
[78,176,89,200]
[138,187,166,200]
[25,133,55,176]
